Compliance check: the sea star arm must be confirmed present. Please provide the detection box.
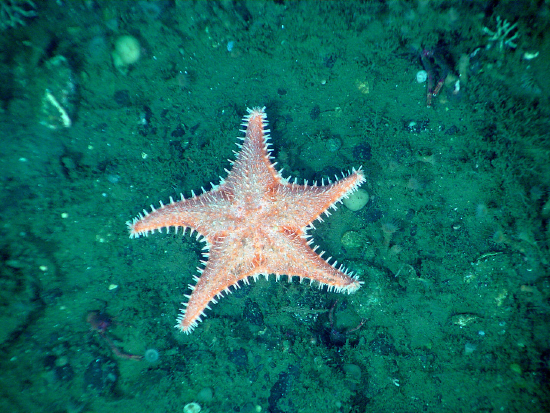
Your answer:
[175,234,258,333]
[275,169,365,228]
[223,107,281,192]
[127,189,233,239]
[266,228,362,293]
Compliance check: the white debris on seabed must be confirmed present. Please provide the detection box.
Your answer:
[0,0,36,31]
[482,15,519,52]
[38,56,77,130]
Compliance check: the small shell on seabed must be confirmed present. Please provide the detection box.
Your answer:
[183,402,201,413]
[450,313,480,327]
[416,70,428,83]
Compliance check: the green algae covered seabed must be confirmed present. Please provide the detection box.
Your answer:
[1,1,549,412]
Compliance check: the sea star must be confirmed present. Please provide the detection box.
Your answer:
[128,107,365,333]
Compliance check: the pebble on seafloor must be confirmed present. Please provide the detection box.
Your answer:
[112,35,141,75]
[341,230,364,251]
[343,189,369,211]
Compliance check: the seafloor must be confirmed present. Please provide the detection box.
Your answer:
[1,1,549,412]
